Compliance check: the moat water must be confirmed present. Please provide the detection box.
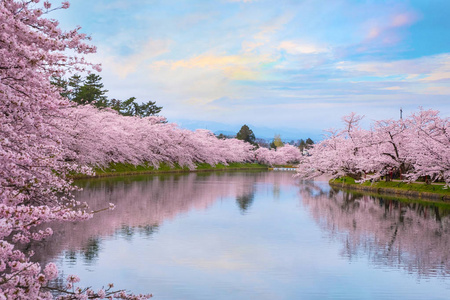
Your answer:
[38,171,450,299]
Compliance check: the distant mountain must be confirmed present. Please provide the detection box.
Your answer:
[169,119,323,142]
[214,130,236,137]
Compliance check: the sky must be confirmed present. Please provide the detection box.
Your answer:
[52,0,450,140]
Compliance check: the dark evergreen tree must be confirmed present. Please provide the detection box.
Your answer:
[67,74,82,101]
[51,74,163,117]
[306,138,314,147]
[114,97,162,117]
[299,139,306,151]
[236,124,256,145]
[135,99,162,117]
[74,74,109,107]
[299,138,314,151]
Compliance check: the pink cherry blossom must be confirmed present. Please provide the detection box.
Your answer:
[0,0,151,298]
[297,109,450,188]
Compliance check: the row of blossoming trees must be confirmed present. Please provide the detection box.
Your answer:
[296,110,450,187]
[0,0,303,298]
[62,106,253,169]
[61,105,303,169]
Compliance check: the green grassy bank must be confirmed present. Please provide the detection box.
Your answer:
[71,162,268,179]
[330,176,450,201]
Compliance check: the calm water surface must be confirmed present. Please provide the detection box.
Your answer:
[38,171,450,299]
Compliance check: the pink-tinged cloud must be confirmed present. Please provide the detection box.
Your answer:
[380,86,403,91]
[367,27,381,39]
[364,11,419,44]
[391,12,418,27]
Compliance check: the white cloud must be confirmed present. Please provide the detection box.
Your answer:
[241,41,264,52]
[277,40,330,55]
[253,11,295,42]
[380,86,403,91]
[102,39,172,79]
[420,86,450,95]
[335,53,450,82]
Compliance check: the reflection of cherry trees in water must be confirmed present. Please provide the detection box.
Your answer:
[34,171,296,266]
[34,173,450,280]
[300,181,450,278]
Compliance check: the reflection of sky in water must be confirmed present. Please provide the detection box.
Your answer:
[49,172,450,300]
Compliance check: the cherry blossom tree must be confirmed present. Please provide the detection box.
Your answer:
[296,113,369,179]
[296,109,450,188]
[0,0,151,298]
[405,109,450,186]
[254,144,302,166]
[276,144,303,164]
[361,117,411,182]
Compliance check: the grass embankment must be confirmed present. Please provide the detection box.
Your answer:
[330,176,450,201]
[71,162,268,179]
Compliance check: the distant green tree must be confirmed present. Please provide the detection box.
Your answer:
[299,138,314,152]
[108,98,122,112]
[137,99,162,117]
[270,141,275,149]
[73,74,109,107]
[67,74,82,101]
[270,134,284,149]
[306,138,314,147]
[116,97,162,117]
[51,74,163,117]
[236,125,256,145]
[52,74,108,107]
[299,139,306,151]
